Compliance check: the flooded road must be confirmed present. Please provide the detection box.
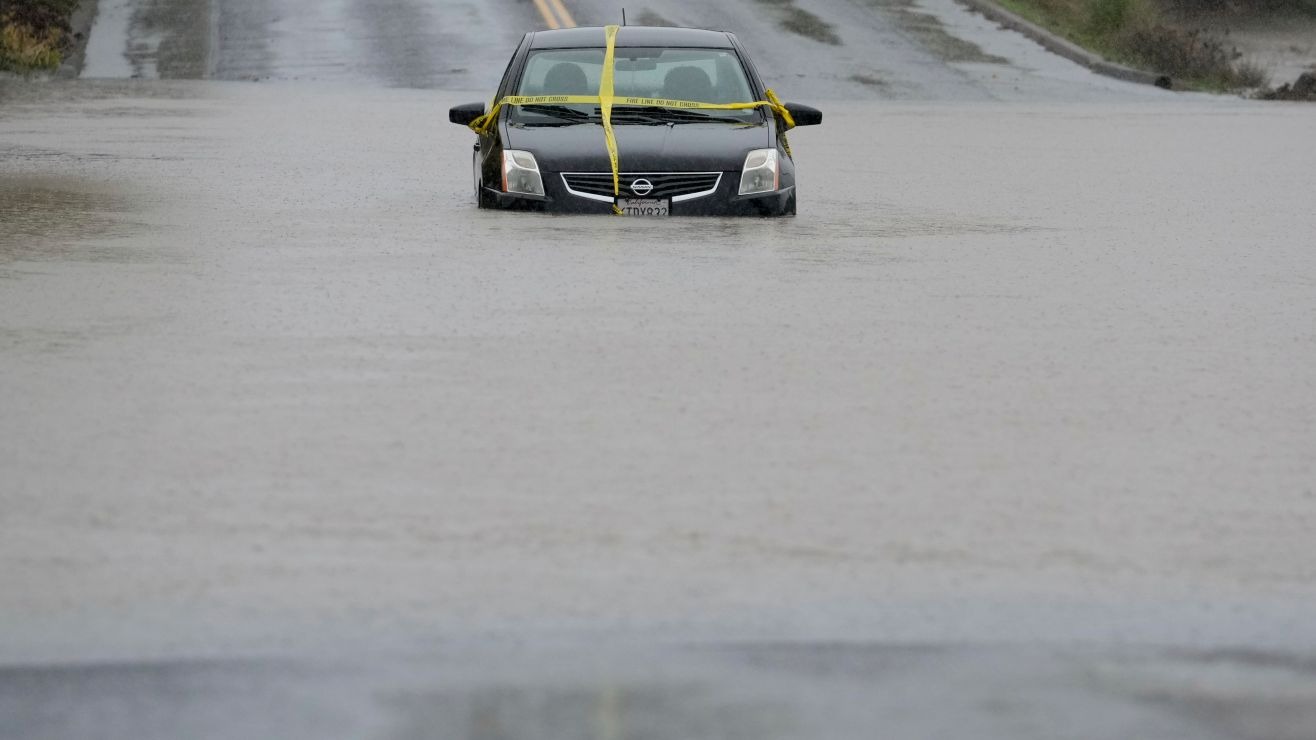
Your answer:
[2,77,1315,737]
[3,0,1316,735]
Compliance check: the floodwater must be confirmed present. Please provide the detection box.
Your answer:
[2,77,1315,737]
[4,0,1316,734]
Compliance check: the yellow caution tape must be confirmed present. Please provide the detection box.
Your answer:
[600,24,621,214]
[764,88,794,158]
[468,94,795,134]
[467,25,797,213]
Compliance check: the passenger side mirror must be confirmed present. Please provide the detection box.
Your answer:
[449,102,486,127]
[783,103,822,126]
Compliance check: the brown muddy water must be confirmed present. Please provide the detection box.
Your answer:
[0,177,132,263]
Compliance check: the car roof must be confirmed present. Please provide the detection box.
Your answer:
[528,26,736,50]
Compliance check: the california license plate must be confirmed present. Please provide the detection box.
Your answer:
[616,198,669,216]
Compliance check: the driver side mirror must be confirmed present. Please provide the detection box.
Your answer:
[449,102,486,127]
[784,103,822,126]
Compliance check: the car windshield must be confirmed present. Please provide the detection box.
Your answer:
[511,47,763,125]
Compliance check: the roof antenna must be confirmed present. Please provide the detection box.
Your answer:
[621,8,628,25]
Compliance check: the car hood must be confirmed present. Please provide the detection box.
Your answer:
[505,123,770,172]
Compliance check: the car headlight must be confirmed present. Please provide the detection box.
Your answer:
[502,149,545,196]
[738,148,779,196]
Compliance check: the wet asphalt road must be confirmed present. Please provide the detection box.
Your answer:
[4,0,1316,738]
[79,0,1178,99]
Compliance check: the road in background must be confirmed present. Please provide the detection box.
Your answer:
[3,0,1315,737]
[79,0,1179,100]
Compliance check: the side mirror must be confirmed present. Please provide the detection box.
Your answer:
[449,102,486,127]
[784,103,822,126]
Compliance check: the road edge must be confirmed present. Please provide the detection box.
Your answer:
[954,0,1174,90]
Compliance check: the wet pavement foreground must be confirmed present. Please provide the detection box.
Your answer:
[2,79,1315,738]
[6,643,1316,740]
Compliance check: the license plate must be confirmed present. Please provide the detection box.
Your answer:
[616,198,669,216]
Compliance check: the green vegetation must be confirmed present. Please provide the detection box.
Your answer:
[0,0,79,72]
[994,0,1302,90]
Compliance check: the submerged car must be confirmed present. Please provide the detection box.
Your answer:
[449,26,822,216]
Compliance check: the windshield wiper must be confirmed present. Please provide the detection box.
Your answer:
[613,105,756,125]
[517,104,596,123]
[516,104,755,126]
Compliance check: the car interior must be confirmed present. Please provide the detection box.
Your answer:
[519,49,754,104]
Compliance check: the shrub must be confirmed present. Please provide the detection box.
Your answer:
[1088,0,1135,35]
[1,16,65,71]
[1085,0,1162,40]
[0,1,78,72]
[1124,24,1267,88]
[1234,60,1270,88]
[2,0,80,33]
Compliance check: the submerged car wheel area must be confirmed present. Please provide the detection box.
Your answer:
[449,25,822,217]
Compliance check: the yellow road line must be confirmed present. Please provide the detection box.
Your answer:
[530,0,576,29]
[545,0,577,28]
[530,0,561,29]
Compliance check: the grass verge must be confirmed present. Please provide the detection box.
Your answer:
[0,0,80,73]
[992,0,1289,91]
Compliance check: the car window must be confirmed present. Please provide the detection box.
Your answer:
[519,49,606,96]
[512,47,761,123]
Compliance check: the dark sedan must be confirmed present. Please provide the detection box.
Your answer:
[449,26,822,216]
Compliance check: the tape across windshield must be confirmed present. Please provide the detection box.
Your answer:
[468,26,797,212]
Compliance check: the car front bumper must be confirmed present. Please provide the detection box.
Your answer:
[482,173,795,216]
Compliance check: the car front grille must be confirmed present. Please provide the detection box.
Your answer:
[561,172,723,202]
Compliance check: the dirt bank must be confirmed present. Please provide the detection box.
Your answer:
[986,0,1316,93]
[1194,9,1316,88]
